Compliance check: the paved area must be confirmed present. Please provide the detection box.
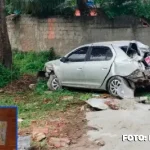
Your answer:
[86,100,150,150]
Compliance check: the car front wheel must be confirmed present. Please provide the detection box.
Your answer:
[47,75,61,91]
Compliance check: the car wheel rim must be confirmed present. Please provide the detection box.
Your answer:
[110,79,121,96]
[52,78,60,90]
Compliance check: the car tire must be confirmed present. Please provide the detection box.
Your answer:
[107,76,123,97]
[47,74,61,91]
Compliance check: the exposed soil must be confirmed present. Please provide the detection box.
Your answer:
[3,74,37,93]
[19,106,90,149]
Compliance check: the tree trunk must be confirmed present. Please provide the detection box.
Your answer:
[0,0,12,69]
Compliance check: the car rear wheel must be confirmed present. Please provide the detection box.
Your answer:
[47,75,61,91]
[107,76,122,97]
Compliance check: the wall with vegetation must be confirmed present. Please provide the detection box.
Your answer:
[7,15,150,55]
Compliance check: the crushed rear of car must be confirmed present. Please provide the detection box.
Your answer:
[119,41,150,87]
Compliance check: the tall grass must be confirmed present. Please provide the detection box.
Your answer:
[0,48,58,88]
[0,64,20,88]
[13,48,57,75]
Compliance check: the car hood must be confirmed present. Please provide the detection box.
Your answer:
[45,59,61,68]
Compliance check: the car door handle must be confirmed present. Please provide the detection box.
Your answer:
[77,68,82,70]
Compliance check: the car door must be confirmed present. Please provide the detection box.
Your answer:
[61,46,90,87]
[83,45,115,89]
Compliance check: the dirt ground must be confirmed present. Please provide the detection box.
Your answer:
[4,74,37,93]
[3,75,150,150]
[19,106,95,150]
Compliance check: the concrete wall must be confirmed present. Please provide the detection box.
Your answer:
[7,15,150,55]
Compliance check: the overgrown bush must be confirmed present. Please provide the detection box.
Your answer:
[56,0,76,17]
[5,0,150,20]
[0,64,20,88]
[34,79,48,95]
[13,48,58,74]
[5,0,65,17]
[0,48,58,88]
[100,0,150,20]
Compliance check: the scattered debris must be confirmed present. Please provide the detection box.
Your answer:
[101,94,111,99]
[135,96,149,103]
[86,98,121,110]
[87,126,99,131]
[80,105,85,111]
[104,99,120,110]
[29,84,36,90]
[92,94,100,97]
[0,89,4,93]
[62,96,74,101]
[94,139,105,147]
[18,118,24,123]
[86,98,109,110]
[18,136,31,150]
[32,127,49,142]
[34,133,46,142]
[92,93,112,99]
[48,137,70,148]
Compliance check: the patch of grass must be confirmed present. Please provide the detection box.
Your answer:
[0,64,20,88]
[0,48,59,89]
[0,87,91,128]
[80,93,92,101]
[34,79,48,95]
[13,48,58,75]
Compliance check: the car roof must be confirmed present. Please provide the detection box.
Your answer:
[81,41,130,47]
[92,40,132,46]
[82,40,149,48]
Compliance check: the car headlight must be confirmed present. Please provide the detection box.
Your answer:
[46,67,52,73]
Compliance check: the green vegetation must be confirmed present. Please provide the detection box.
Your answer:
[0,64,19,88]
[0,50,92,128]
[13,48,57,75]
[0,89,92,128]
[5,0,150,20]
[5,0,65,17]
[100,0,150,19]
[0,48,57,88]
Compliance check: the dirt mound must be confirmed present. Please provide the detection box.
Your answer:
[4,74,37,93]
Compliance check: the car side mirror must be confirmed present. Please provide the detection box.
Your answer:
[60,57,69,63]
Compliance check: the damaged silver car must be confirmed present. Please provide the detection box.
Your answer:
[39,40,150,97]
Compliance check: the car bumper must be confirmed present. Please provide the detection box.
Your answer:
[126,69,150,86]
[37,71,49,78]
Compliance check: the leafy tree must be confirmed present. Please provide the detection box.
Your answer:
[6,0,65,17]
[0,0,12,68]
[5,0,150,19]
[99,0,139,18]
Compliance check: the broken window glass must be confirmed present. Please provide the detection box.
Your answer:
[120,43,140,59]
